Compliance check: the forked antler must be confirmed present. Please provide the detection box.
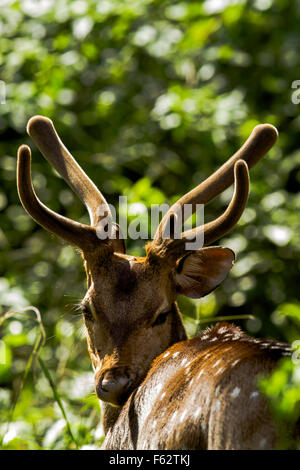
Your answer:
[183,159,249,246]
[153,124,278,248]
[149,160,249,259]
[17,116,124,253]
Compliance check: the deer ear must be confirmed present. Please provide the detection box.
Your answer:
[173,247,235,299]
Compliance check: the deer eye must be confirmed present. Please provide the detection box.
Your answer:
[152,311,170,327]
[82,304,93,321]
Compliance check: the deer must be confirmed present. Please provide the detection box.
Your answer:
[16,115,293,450]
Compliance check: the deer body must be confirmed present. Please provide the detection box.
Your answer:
[16,115,294,449]
[102,322,291,450]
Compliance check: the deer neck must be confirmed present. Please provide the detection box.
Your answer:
[102,402,122,434]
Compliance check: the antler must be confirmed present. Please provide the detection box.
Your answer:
[153,124,278,246]
[149,160,249,259]
[183,159,249,246]
[17,116,124,253]
[17,145,100,250]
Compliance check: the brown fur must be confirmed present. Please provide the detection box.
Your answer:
[102,323,291,449]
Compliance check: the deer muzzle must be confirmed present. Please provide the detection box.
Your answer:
[96,368,133,406]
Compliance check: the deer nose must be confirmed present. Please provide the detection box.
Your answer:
[96,369,132,406]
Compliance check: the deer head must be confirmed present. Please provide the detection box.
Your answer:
[17,116,278,408]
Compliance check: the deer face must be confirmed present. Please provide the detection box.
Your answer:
[16,116,277,407]
[82,252,186,405]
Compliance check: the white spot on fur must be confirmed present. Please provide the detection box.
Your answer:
[181,358,188,367]
[194,407,202,419]
[232,334,241,340]
[172,352,179,358]
[231,359,240,368]
[210,337,218,342]
[216,367,223,375]
[180,410,187,423]
[201,334,209,340]
[231,387,240,398]
[198,370,204,379]
[213,399,220,411]
[184,366,191,375]
[212,359,221,368]
[259,438,267,448]
[160,392,166,400]
[163,351,170,358]
[218,326,228,334]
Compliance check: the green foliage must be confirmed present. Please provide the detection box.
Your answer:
[0,0,299,449]
[259,301,300,448]
[260,359,300,449]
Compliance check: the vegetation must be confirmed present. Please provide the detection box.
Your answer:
[0,0,299,449]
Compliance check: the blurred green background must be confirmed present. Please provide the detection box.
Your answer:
[0,0,300,450]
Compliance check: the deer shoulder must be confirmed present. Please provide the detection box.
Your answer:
[102,322,291,450]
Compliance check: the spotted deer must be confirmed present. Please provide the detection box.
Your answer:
[17,116,292,449]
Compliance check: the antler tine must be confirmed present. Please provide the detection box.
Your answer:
[17,145,100,251]
[26,115,125,253]
[27,115,111,227]
[182,160,249,247]
[154,124,278,242]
